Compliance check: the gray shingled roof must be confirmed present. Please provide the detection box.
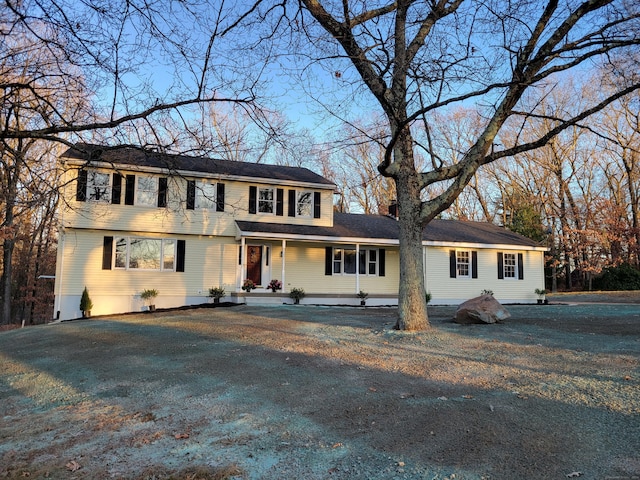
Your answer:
[62,144,335,186]
[236,212,542,247]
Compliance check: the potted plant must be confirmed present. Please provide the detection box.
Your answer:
[535,288,547,304]
[140,288,159,311]
[209,286,226,304]
[425,291,432,305]
[79,287,93,318]
[357,290,368,306]
[268,279,283,293]
[242,279,256,292]
[289,287,305,304]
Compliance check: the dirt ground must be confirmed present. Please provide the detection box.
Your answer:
[1,293,639,480]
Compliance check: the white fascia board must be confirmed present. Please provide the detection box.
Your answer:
[64,159,335,190]
[236,230,399,245]
[423,240,548,252]
[234,230,546,250]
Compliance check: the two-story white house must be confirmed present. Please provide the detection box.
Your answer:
[54,144,547,320]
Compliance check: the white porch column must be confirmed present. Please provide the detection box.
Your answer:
[281,239,286,288]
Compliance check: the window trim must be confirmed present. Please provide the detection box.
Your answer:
[296,190,314,218]
[135,175,159,208]
[456,250,471,278]
[328,247,384,276]
[498,252,524,280]
[78,169,111,203]
[106,236,182,272]
[257,186,275,214]
[194,181,218,210]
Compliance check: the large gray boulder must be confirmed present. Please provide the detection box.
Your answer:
[454,295,511,324]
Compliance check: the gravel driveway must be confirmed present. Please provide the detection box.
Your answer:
[1,297,639,479]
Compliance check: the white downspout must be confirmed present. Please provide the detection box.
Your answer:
[54,229,65,319]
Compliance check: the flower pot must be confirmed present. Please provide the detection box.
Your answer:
[537,299,542,304]
[271,288,277,293]
[360,300,366,306]
[149,305,156,312]
[214,298,220,304]
[294,298,300,304]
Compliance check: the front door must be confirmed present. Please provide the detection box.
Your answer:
[246,245,262,286]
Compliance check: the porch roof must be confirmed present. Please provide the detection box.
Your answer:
[236,213,544,249]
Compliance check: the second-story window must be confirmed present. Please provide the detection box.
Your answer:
[297,191,313,217]
[87,171,111,202]
[136,176,158,207]
[195,181,217,209]
[258,187,274,213]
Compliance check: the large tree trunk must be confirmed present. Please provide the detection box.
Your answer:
[395,206,429,330]
[394,134,429,331]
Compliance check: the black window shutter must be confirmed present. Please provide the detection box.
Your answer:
[472,251,478,279]
[249,186,257,214]
[124,175,135,205]
[186,180,196,210]
[102,236,113,270]
[158,177,168,207]
[518,253,524,280]
[111,173,122,204]
[288,190,296,217]
[325,247,333,275]
[216,183,225,212]
[449,250,457,278]
[276,188,284,216]
[76,170,87,201]
[497,252,504,279]
[176,240,186,272]
[314,192,321,218]
[379,248,385,277]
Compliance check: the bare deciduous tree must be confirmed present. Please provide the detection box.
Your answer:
[0,0,270,323]
[296,0,640,329]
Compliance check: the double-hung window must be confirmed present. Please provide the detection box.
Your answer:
[456,251,471,278]
[87,171,111,202]
[497,252,524,280]
[449,250,478,279]
[359,249,378,275]
[503,253,517,279]
[258,187,275,213]
[195,182,217,209]
[296,191,313,217]
[333,248,357,274]
[136,176,158,207]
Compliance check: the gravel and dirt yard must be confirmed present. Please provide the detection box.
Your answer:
[1,293,639,480]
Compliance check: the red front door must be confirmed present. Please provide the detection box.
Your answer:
[246,245,262,286]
